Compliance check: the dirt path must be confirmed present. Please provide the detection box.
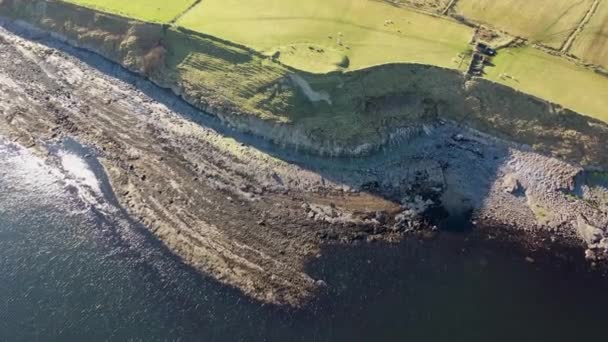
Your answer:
[560,0,601,53]
[0,21,606,306]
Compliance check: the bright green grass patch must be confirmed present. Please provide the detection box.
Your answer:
[485,47,608,122]
[176,0,473,73]
[455,0,594,49]
[266,44,350,74]
[62,0,196,23]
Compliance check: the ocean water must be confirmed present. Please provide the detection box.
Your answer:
[1,138,607,342]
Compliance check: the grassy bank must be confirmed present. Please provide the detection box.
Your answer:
[64,0,196,22]
[162,26,464,147]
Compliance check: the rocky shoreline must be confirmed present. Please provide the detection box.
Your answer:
[0,21,607,306]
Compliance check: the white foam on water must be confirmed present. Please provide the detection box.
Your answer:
[58,151,102,196]
[0,139,112,218]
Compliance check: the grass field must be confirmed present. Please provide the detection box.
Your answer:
[485,47,608,122]
[58,0,608,127]
[454,0,594,49]
[571,0,608,69]
[176,0,473,72]
[63,0,197,23]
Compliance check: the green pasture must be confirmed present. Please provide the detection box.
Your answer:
[572,0,608,70]
[59,0,608,128]
[176,0,473,73]
[485,47,608,122]
[454,0,594,49]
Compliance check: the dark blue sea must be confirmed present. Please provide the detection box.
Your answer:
[1,138,607,342]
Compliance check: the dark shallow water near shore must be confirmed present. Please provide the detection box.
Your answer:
[1,139,608,342]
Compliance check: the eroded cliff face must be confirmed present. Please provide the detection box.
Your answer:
[2,0,608,165]
[0,0,163,69]
[1,1,607,307]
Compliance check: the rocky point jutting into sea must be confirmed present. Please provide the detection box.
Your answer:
[0,1,607,306]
